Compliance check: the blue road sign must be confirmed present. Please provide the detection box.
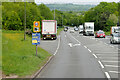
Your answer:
[32,33,40,45]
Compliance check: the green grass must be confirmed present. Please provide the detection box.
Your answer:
[105,31,110,36]
[57,27,64,35]
[2,30,51,77]
[0,29,2,70]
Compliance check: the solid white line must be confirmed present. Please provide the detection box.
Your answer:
[105,72,111,80]
[84,46,87,48]
[109,71,120,74]
[105,65,120,68]
[54,36,61,55]
[88,49,92,52]
[98,61,104,68]
[93,54,98,58]
[102,60,119,63]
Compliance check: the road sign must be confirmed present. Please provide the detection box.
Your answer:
[32,33,40,45]
[33,21,40,32]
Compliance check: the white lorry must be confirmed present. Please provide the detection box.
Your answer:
[83,22,94,36]
[111,26,120,35]
[79,25,83,34]
[42,20,57,40]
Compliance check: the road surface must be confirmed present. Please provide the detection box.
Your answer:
[36,28,119,79]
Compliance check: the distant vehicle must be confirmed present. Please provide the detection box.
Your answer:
[74,27,79,31]
[110,33,120,44]
[70,30,74,33]
[42,20,57,40]
[111,26,120,35]
[79,25,83,34]
[83,22,94,36]
[64,27,68,32]
[95,30,105,38]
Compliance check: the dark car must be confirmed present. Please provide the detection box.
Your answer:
[95,30,105,38]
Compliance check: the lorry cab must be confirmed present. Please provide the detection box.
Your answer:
[83,22,94,36]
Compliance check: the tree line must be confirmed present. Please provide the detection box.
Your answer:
[2,2,120,31]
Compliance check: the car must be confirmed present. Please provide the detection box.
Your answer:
[70,30,74,33]
[64,28,68,32]
[74,27,79,31]
[95,30,105,38]
[110,33,120,44]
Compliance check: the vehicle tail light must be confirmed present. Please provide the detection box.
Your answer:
[43,35,46,37]
[51,35,55,37]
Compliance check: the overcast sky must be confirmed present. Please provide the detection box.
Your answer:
[35,0,120,5]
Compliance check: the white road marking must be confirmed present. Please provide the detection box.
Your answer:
[93,54,98,58]
[68,43,73,47]
[110,45,114,48]
[101,60,119,63]
[109,71,120,74]
[71,35,81,44]
[54,36,61,55]
[105,72,111,80]
[65,35,66,37]
[88,49,92,52]
[105,65,120,68]
[73,44,81,46]
[104,43,108,45]
[98,61,104,68]
[84,46,87,48]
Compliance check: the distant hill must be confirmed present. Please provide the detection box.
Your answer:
[45,4,96,11]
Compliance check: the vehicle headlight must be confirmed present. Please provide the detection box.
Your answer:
[114,37,118,41]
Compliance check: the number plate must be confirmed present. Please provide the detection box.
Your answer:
[47,35,50,37]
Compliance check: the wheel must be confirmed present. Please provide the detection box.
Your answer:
[110,41,112,44]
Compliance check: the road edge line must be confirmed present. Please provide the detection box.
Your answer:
[32,36,61,79]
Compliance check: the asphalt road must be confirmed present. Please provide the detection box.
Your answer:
[35,28,120,79]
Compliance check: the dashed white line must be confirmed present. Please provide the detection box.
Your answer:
[110,45,114,48]
[98,60,104,68]
[84,46,87,48]
[105,65,120,68]
[54,36,61,55]
[109,71,120,74]
[105,72,111,80]
[88,49,92,52]
[93,54,98,58]
[102,60,119,63]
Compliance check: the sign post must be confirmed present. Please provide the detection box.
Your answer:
[32,21,40,56]
[36,44,37,56]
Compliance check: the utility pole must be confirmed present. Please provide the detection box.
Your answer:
[54,7,55,20]
[62,15,63,27]
[24,0,26,40]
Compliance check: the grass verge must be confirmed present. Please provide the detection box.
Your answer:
[2,30,51,77]
[0,29,2,71]
[57,27,64,35]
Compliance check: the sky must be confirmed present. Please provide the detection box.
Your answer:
[35,0,120,5]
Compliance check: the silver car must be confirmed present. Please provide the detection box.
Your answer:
[110,33,120,44]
